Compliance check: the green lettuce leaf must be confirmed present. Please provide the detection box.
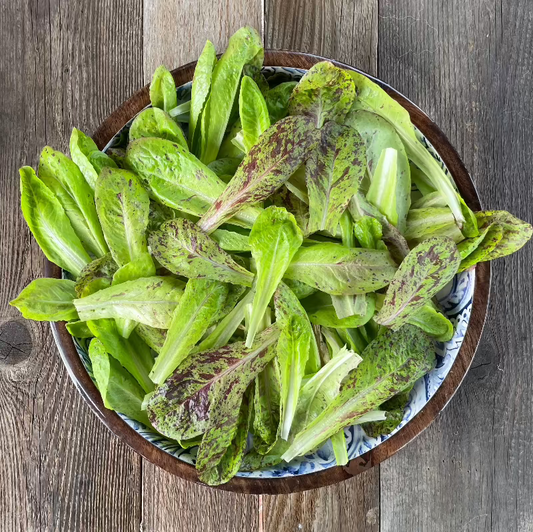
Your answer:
[19,167,91,276]
[306,122,366,234]
[189,40,217,153]
[405,207,464,244]
[238,75,271,153]
[149,218,253,286]
[69,128,117,190]
[135,324,167,354]
[198,116,319,233]
[66,320,93,338]
[74,277,184,328]
[375,237,461,329]
[210,228,250,252]
[126,137,260,228]
[89,338,151,425]
[39,147,108,257]
[87,319,154,393]
[265,81,297,123]
[282,325,435,461]
[129,108,187,148]
[285,242,397,295]
[407,302,453,342]
[289,62,355,127]
[10,278,78,321]
[246,207,303,347]
[149,279,229,385]
[149,65,178,112]
[199,27,263,164]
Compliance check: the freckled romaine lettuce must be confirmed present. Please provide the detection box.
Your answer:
[375,237,461,329]
[282,325,435,461]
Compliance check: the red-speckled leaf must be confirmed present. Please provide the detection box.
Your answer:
[198,116,319,233]
[288,62,355,128]
[149,218,254,286]
[146,326,280,440]
[306,122,366,234]
[375,237,461,329]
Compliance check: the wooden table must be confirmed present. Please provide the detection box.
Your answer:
[1,1,532,530]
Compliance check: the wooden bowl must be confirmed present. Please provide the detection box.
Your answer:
[46,51,491,494]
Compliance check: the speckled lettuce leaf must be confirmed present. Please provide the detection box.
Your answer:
[289,62,355,127]
[129,108,187,148]
[95,168,151,267]
[458,211,532,271]
[89,338,151,426]
[199,27,263,164]
[75,254,118,298]
[149,279,229,385]
[10,279,78,321]
[406,302,453,342]
[199,389,253,486]
[150,65,177,112]
[135,324,167,354]
[210,228,250,252]
[74,277,184,328]
[88,319,154,393]
[405,207,464,244]
[270,185,310,235]
[284,242,397,295]
[195,327,279,480]
[147,326,280,440]
[19,167,91,276]
[190,40,217,153]
[69,128,117,190]
[149,218,253,286]
[282,325,435,461]
[245,207,303,347]
[349,71,474,233]
[265,81,297,123]
[345,110,411,232]
[275,282,320,374]
[126,137,260,228]
[239,75,271,153]
[38,147,108,257]
[198,116,319,233]
[361,386,412,438]
[253,360,281,454]
[302,292,376,328]
[306,122,366,234]
[375,237,461,329]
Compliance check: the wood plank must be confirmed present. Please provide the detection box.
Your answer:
[143,0,263,82]
[262,2,379,530]
[0,1,144,530]
[141,2,263,530]
[379,1,533,530]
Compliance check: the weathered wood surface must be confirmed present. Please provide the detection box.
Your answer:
[1,0,532,531]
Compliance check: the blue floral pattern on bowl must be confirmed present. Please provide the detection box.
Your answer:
[72,66,475,479]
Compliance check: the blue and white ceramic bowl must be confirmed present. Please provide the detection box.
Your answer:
[70,67,475,480]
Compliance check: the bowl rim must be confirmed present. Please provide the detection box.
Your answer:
[46,50,491,495]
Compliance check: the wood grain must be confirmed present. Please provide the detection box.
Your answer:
[263,1,380,530]
[143,0,263,82]
[379,1,533,531]
[141,1,262,530]
[0,1,143,531]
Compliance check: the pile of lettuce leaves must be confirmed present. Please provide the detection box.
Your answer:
[11,27,532,486]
